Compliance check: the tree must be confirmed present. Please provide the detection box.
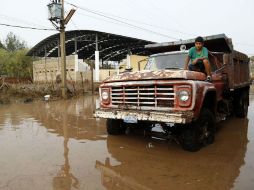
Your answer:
[0,33,32,78]
[4,32,27,52]
[0,40,5,49]
[2,49,33,78]
[0,48,8,75]
[250,56,254,62]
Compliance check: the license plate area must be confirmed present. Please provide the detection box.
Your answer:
[123,115,138,124]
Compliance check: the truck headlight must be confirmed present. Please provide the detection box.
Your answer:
[178,90,190,102]
[101,88,110,105]
[176,85,192,107]
[102,91,109,100]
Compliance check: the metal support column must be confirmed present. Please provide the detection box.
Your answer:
[95,33,100,82]
[74,35,77,55]
[44,46,48,82]
[127,47,131,69]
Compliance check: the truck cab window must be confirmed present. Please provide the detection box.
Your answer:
[145,53,187,71]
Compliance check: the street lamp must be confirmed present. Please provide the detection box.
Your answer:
[47,0,75,98]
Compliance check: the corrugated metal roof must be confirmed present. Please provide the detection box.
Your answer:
[27,30,155,61]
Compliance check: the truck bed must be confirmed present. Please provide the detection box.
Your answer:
[224,50,251,90]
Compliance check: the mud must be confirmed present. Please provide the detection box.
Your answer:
[0,87,254,190]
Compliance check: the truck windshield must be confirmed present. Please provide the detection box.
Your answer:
[145,53,187,70]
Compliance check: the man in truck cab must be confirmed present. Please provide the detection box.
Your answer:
[184,36,212,81]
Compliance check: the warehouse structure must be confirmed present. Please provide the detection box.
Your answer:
[27,30,154,82]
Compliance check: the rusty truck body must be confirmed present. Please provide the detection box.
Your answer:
[95,34,251,151]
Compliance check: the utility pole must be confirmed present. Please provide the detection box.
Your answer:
[48,0,75,99]
[60,0,67,98]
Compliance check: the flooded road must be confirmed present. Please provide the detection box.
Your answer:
[0,88,254,190]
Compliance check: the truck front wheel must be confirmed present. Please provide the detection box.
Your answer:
[180,108,215,152]
[106,119,125,135]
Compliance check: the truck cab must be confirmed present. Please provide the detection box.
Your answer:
[95,34,251,151]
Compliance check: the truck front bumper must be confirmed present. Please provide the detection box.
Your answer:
[94,109,194,124]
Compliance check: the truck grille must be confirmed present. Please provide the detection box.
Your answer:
[111,85,175,109]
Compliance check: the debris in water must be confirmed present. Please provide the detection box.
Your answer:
[44,95,50,101]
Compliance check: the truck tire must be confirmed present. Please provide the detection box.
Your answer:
[180,108,215,152]
[235,91,249,118]
[106,119,125,135]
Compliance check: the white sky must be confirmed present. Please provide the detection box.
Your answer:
[0,0,254,56]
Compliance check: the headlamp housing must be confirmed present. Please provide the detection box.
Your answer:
[176,85,192,107]
[101,88,110,105]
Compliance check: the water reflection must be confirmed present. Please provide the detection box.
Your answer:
[96,117,249,190]
[232,91,254,189]
[0,92,253,189]
[0,95,107,190]
[0,108,26,131]
[24,96,105,141]
[52,104,79,190]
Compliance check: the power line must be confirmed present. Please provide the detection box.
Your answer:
[65,1,254,51]
[125,0,193,36]
[79,5,195,37]
[0,23,57,31]
[75,11,122,28]
[0,13,53,30]
[66,3,254,49]
[65,1,180,40]
[99,0,196,37]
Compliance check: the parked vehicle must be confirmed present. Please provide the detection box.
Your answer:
[94,34,251,151]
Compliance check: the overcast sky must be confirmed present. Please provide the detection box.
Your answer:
[0,0,253,55]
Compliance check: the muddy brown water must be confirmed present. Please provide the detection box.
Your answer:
[0,88,254,190]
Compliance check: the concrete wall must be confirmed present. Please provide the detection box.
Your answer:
[33,55,78,82]
[97,69,117,81]
[33,55,117,82]
[75,69,117,82]
[119,55,148,72]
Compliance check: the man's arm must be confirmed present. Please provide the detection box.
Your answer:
[196,47,209,61]
[192,57,204,64]
[184,56,191,70]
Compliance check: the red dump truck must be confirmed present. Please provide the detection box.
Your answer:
[94,34,252,151]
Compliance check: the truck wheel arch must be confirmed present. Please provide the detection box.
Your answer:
[194,89,217,119]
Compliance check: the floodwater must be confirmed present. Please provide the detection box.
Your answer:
[0,89,254,190]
